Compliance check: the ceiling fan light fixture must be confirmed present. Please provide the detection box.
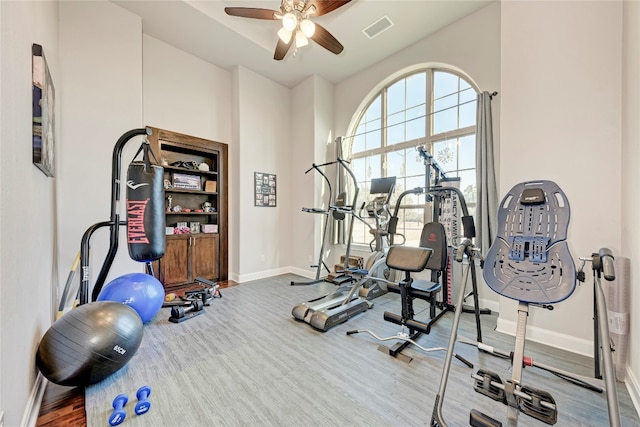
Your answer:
[306,4,317,16]
[277,27,293,43]
[282,12,297,31]
[295,30,309,48]
[300,19,315,37]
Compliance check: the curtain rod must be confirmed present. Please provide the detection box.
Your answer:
[490,91,498,99]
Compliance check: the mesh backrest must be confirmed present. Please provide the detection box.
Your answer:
[419,222,447,272]
[483,180,576,304]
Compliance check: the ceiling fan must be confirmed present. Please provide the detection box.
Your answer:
[225,0,352,60]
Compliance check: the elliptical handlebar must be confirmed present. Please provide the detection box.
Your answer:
[305,159,345,174]
[599,248,615,281]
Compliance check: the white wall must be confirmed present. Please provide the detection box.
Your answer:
[499,0,622,355]
[0,1,59,424]
[621,0,640,412]
[289,75,336,280]
[142,35,232,143]
[57,0,144,302]
[290,77,318,278]
[332,2,501,310]
[233,66,292,282]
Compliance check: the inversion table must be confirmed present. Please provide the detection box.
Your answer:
[430,180,621,427]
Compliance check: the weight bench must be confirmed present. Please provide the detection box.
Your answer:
[431,180,621,427]
[347,222,475,365]
[384,222,447,336]
[346,244,431,350]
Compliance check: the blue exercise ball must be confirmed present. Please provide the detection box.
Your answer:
[97,273,164,323]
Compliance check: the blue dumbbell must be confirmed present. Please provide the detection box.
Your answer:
[135,385,152,415]
[108,394,128,426]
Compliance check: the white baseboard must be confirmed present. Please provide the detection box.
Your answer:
[236,267,291,284]
[288,266,316,280]
[496,317,594,356]
[20,372,47,427]
[626,365,640,419]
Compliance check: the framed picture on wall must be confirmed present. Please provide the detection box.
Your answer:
[255,172,276,207]
[32,43,55,177]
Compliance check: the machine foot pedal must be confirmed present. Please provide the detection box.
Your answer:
[470,409,502,427]
[473,370,506,403]
[376,345,413,363]
[518,385,557,425]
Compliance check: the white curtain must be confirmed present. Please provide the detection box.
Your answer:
[475,91,498,255]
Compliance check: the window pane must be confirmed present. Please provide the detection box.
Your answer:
[433,93,458,134]
[458,169,476,205]
[387,80,405,114]
[366,155,381,181]
[459,99,477,128]
[460,87,476,103]
[405,175,425,203]
[352,124,366,153]
[433,140,458,173]
[351,157,366,183]
[387,150,405,178]
[406,73,426,108]
[351,220,368,246]
[388,111,404,126]
[387,122,404,146]
[401,208,425,247]
[365,95,381,121]
[406,148,425,177]
[366,126,382,150]
[458,135,475,170]
[406,105,426,141]
[434,71,459,99]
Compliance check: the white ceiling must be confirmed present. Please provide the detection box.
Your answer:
[112,0,493,88]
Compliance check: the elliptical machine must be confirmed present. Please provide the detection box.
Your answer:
[357,176,398,300]
[291,158,373,332]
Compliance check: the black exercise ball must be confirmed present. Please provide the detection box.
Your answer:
[36,301,144,386]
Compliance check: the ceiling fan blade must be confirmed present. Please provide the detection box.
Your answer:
[311,23,344,55]
[224,7,279,20]
[274,37,294,61]
[309,1,352,17]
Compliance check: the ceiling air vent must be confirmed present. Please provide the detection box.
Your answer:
[362,15,394,39]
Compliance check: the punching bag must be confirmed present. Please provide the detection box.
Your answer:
[126,143,165,262]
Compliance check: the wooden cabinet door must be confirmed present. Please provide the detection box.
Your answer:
[160,236,190,286]
[191,234,219,280]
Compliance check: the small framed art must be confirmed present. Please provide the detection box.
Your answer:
[254,172,276,207]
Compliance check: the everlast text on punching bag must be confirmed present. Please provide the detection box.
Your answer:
[126,158,165,262]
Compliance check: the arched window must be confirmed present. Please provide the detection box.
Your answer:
[344,68,478,246]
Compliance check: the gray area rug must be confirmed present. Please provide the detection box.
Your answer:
[86,274,639,426]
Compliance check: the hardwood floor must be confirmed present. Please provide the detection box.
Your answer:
[36,384,85,427]
[36,280,237,427]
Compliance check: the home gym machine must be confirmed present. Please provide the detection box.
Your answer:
[291,161,335,286]
[418,145,489,324]
[347,204,484,363]
[348,147,488,361]
[430,180,621,427]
